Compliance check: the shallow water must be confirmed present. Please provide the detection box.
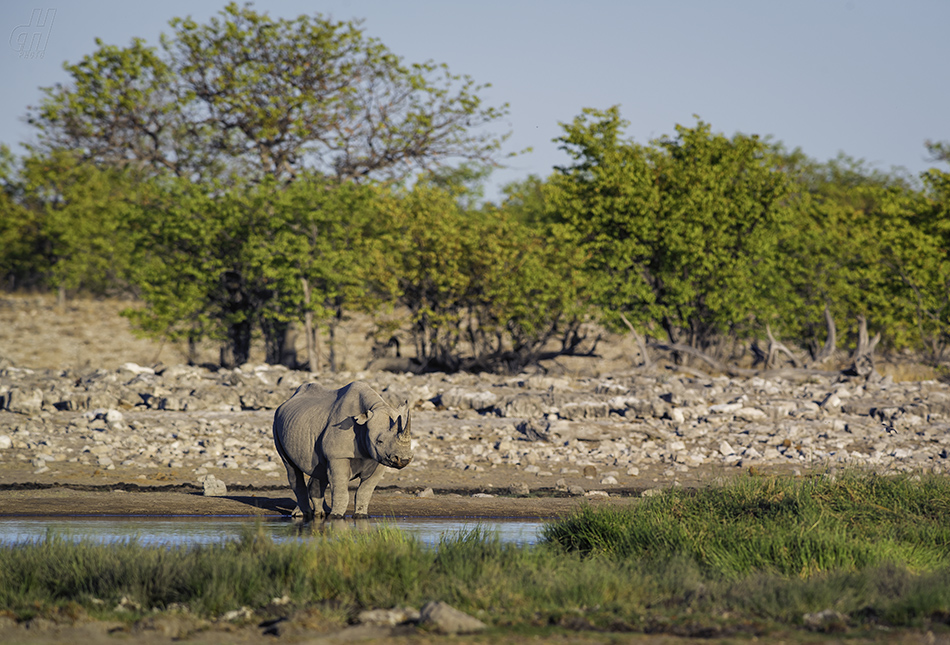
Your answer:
[0,516,544,547]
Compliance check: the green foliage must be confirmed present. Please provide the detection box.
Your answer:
[0,184,43,290]
[543,108,792,348]
[498,174,547,226]
[122,176,380,366]
[370,181,586,371]
[544,107,660,336]
[29,2,509,183]
[778,153,950,356]
[15,151,144,296]
[543,472,950,577]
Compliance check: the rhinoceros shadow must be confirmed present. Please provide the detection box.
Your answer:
[219,493,298,516]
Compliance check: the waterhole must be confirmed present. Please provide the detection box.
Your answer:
[0,516,544,547]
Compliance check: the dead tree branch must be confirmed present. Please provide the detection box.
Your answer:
[619,312,652,368]
[808,303,837,367]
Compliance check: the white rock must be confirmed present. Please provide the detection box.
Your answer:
[120,363,155,375]
[600,475,618,485]
[709,402,743,414]
[203,476,228,497]
[585,490,609,499]
[0,435,11,450]
[735,407,767,421]
[626,466,640,476]
[222,606,252,622]
[104,409,124,424]
[719,441,736,456]
[819,393,841,409]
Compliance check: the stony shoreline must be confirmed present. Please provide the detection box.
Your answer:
[2,360,948,506]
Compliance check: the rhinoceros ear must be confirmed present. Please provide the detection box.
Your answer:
[355,409,374,426]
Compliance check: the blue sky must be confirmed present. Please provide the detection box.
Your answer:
[2,1,948,200]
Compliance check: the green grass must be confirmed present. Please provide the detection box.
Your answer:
[2,472,950,637]
[542,471,950,577]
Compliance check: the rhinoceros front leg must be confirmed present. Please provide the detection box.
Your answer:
[354,464,385,519]
[327,457,351,519]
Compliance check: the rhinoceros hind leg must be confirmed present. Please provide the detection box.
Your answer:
[282,460,312,519]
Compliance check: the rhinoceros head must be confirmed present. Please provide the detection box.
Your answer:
[356,401,412,469]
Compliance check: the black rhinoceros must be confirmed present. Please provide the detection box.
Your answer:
[273,381,412,520]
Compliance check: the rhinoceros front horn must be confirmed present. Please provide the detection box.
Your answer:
[397,413,412,444]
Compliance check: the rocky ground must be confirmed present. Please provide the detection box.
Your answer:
[1,294,949,517]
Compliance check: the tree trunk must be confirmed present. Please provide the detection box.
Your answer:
[847,315,880,378]
[219,270,252,368]
[809,303,837,366]
[220,317,252,368]
[301,277,319,373]
[187,336,200,366]
[765,324,800,368]
[328,316,338,373]
[262,319,292,366]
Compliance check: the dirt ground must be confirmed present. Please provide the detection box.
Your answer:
[0,482,636,519]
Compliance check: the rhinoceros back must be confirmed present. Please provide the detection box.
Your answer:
[273,382,385,474]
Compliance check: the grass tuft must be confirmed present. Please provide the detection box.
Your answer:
[542,471,950,577]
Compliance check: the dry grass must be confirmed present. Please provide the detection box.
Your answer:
[0,293,379,371]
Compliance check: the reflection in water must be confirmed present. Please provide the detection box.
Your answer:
[0,516,543,547]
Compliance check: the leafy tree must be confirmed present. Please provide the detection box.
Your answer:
[915,144,950,358]
[498,174,547,226]
[269,177,383,370]
[777,154,945,358]
[123,175,382,368]
[123,178,241,364]
[26,2,511,366]
[544,107,791,351]
[28,2,509,184]
[466,206,590,371]
[0,190,43,291]
[368,181,587,372]
[543,107,661,336]
[0,146,41,290]
[647,119,791,348]
[15,151,144,298]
